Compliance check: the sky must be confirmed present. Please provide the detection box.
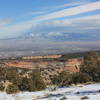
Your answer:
[0,0,100,40]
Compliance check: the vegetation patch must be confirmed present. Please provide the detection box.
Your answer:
[6,84,19,94]
[81,96,89,99]
[0,83,5,91]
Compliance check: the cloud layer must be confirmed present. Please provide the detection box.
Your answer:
[33,1,100,22]
[0,1,100,40]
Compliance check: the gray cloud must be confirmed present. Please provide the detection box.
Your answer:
[0,15,100,39]
[0,19,12,28]
[30,15,100,34]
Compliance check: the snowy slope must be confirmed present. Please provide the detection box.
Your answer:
[0,84,100,100]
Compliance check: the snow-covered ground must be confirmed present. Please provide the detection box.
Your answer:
[0,84,100,100]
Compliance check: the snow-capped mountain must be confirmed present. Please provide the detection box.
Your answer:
[20,32,100,41]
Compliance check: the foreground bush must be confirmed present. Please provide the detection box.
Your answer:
[80,52,100,82]
[70,72,92,84]
[18,77,32,91]
[81,65,100,82]
[51,71,72,86]
[6,84,19,94]
[51,71,92,86]
[0,67,20,85]
[5,68,20,85]
[18,70,46,92]
[30,70,46,91]
[0,66,46,93]
[0,83,5,91]
[81,96,89,100]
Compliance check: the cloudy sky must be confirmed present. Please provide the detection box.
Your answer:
[0,0,100,40]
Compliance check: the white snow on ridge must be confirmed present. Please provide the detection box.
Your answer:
[0,84,100,100]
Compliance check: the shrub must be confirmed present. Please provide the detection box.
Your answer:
[0,67,6,81]
[81,65,100,82]
[81,96,89,100]
[51,71,72,87]
[6,84,19,94]
[51,71,92,86]
[30,70,46,91]
[5,68,20,85]
[70,72,92,84]
[60,97,67,100]
[80,53,100,82]
[0,83,5,91]
[0,67,46,92]
[18,77,32,91]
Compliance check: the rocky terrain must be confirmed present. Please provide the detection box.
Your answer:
[1,57,82,85]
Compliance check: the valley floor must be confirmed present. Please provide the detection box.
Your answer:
[0,83,100,100]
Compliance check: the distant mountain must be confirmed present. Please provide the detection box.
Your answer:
[0,32,100,42]
[18,32,100,42]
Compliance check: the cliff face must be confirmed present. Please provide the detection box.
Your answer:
[2,57,83,85]
[22,55,62,59]
[5,58,83,73]
[64,58,83,73]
